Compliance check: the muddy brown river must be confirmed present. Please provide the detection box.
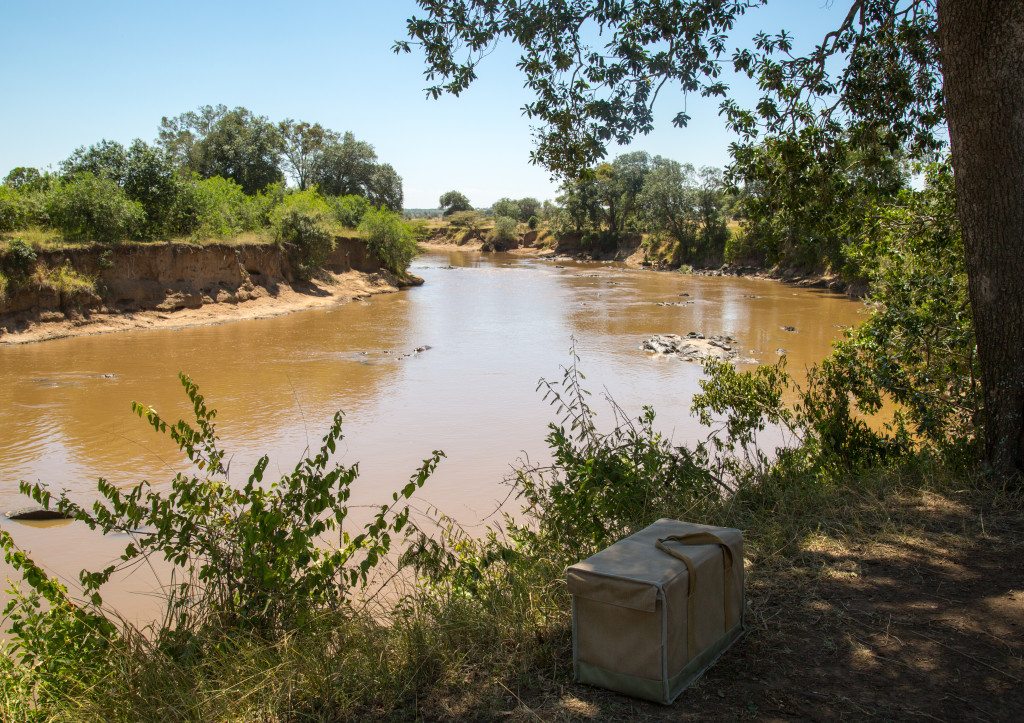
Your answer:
[0,249,864,622]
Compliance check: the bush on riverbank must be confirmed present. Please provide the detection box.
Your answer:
[0,186,37,232]
[358,207,418,275]
[329,193,371,229]
[45,173,147,244]
[271,189,337,280]
[169,176,264,239]
[483,215,519,251]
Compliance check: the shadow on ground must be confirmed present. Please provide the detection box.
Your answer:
[493,489,1024,721]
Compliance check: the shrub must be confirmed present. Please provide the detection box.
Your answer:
[1,375,443,713]
[527,215,539,230]
[0,186,33,232]
[514,355,722,558]
[330,194,371,228]
[0,530,115,715]
[447,210,486,242]
[59,140,186,239]
[271,189,336,279]
[171,176,261,239]
[10,373,441,637]
[1,238,38,281]
[357,207,417,274]
[45,173,145,244]
[270,188,333,221]
[485,215,519,251]
[33,262,97,302]
[251,181,286,226]
[0,271,7,303]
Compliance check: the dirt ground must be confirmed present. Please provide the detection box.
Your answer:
[493,489,1024,721]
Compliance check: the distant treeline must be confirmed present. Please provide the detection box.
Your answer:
[0,105,404,244]
[434,127,910,277]
[430,156,734,265]
[540,127,912,276]
[548,153,732,265]
[0,106,422,290]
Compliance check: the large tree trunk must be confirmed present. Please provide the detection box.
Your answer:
[938,1,1024,478]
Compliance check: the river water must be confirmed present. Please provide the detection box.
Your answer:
[0,249,864,621]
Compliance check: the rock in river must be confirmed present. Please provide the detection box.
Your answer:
[7,506,75,521]
[640,333,738,363]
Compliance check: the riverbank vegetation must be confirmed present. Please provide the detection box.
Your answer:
[426,131,914,290]
[547,152,732,265]
[0,106,420,300]
[401,0,1024,480]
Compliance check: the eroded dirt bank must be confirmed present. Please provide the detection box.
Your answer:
[422,223,864,295]
[0,237,420,344]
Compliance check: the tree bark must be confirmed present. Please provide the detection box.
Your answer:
[938,0,1024,478]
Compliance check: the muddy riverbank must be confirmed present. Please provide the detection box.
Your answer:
[423,226,866,296]
[0,237,419,344]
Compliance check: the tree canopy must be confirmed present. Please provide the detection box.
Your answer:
[439,190,472,216]
[397,0,944,176]
[491,196,541,222]
[278,120,339,191]
[399,1,1024,478]
[159,105,285,194]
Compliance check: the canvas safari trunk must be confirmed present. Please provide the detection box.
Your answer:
[566,519,744,704]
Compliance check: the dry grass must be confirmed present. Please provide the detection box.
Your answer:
[0,229,287,252]
[32,262,97,298]
[481,462,1024,722]
[1,227,70,250]
[161,230,276,247]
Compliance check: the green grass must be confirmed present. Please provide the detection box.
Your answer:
[163,230,277,247]
[0,228,283,252]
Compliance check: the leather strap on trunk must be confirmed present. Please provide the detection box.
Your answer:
[655,532,736,661]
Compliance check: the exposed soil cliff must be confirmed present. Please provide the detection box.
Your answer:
[0,237,419,344]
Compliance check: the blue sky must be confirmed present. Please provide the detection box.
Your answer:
[1,1,846,207]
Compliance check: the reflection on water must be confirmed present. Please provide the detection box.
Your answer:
[0,249,863,620]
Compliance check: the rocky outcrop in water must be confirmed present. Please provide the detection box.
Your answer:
[641,332,739,363]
